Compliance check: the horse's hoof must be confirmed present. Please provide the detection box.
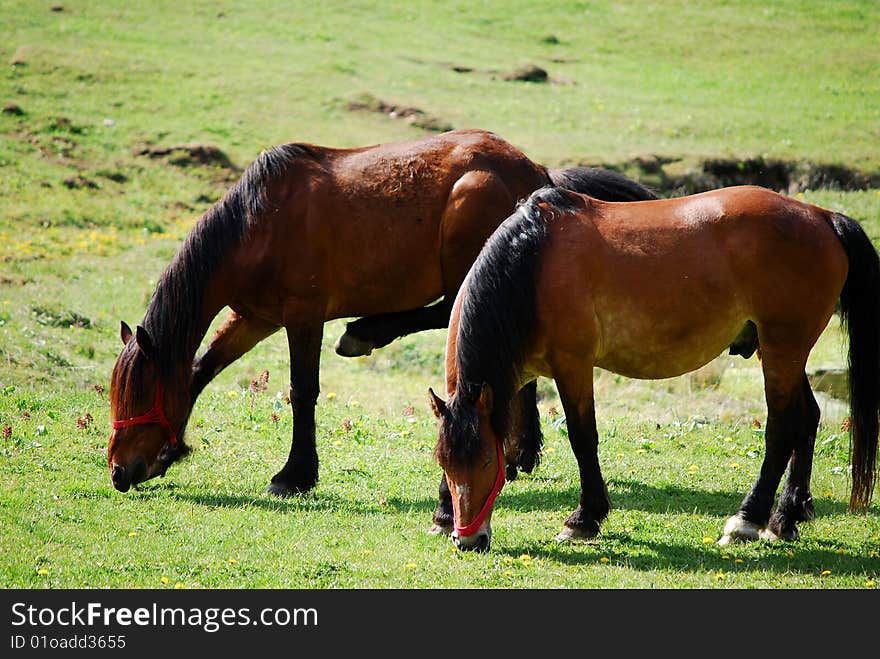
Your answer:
[264,481,311,497]
[717,514,761,545]
[334,333,374,357]
[428,523,453,536]
[555,524,598,542]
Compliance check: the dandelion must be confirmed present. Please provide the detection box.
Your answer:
[866,580,876,588]
[730,462,740,469]
[688,464,699,473]
[702,536,714,544]
[786,551,794,558]
[227,391,238,398]
[599,556,610,563]
[504,556,514,564]
[504,570,512,576]
[37,568,49,576]
[174,582,185,589]
[821,570,831,576]
[128,531,139,537]
[326,392,337,400]
[715,571,725,580]
[823,491,834,499]
[836,548,845,555]
[405,562,417,570]
[734,558,743,564]
[160,577,169,584]
[518,554,532,563]
[228,558,238,565]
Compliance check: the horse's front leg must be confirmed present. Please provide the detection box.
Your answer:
[552,365,609,541]
[266,317,323,496]
[429,472,454,535]
[163,311,277,467]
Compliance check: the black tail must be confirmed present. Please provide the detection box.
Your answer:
[548,166,657,201]
[829,212,880,510]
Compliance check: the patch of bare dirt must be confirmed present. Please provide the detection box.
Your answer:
[132,143,237,171]
[576,155,880,196]
[346,93,453,133]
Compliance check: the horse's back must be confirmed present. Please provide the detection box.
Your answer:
[532,186,848,379]
[230,130,549,321]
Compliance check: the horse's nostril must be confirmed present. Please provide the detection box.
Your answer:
[110,464,130,492]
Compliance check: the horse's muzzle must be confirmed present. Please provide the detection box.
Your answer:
[110,459,145,493]
[452,528,492,552]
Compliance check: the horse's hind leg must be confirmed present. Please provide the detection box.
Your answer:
[720,345,810,545]
[553,366,610,541]
[335,298,451,357]
[765,374,819,539]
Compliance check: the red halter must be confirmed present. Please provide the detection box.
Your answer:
[111,380,178,446]
[453,437,506,538]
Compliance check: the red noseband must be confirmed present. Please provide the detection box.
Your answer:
[111,380,178,446]
[453,437,506,538]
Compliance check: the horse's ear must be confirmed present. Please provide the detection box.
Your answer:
[477,382,493,415]
[135,325,155,361]
[428,387,446,418]
[120,321,133,345]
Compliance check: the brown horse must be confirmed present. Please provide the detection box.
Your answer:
[430,185,879,551]
[106,129,656,523]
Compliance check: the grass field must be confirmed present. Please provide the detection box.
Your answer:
[1,1,878,589]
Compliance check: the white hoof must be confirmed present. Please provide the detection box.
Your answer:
[717,515,761,546]
[758,527,780,542]
[555,525,598,543]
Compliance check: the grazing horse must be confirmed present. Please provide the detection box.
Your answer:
[106,129,656,517]
[430,185,879,551]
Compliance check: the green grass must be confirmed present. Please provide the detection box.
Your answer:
[1,1,879,589]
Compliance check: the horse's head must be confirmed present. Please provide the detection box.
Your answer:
[430,384,504,552]
[107,321,189,492]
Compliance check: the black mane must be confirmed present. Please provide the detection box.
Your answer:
[442,186,582,463]
[141,143,310,379]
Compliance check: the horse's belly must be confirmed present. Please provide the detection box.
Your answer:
[595,316,746,380]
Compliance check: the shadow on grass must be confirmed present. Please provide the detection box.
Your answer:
[490,476,853,517]
[496,531,877,578]
[168,489,387,516]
